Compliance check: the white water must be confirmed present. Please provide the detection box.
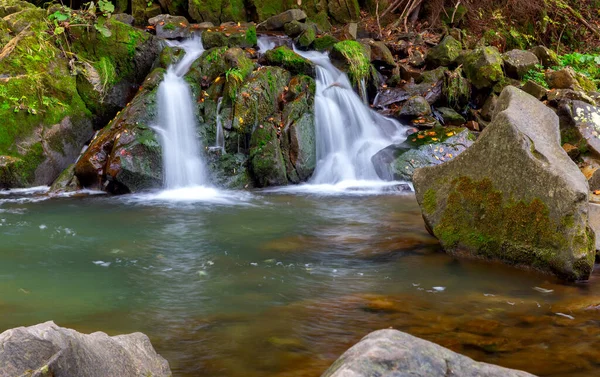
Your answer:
[214,97,225,153]
[156,35,208,189]
[294,49,407,185]
[257,35,277,54]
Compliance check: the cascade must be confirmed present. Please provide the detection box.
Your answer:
[294,49,407,185]
[156,35,208,189]
[214,97,225,153]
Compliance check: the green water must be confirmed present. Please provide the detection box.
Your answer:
[1,188,600,377]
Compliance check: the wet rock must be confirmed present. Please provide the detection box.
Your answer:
[148,14,190,39]
[158,45,185,68]
[112,13,134,25]
[313,35,339,51]
[284,20,306,38]
[263,46,315,77]
[75,68,165,193]
[413,86,595,281]
[49,164,80,194]
[330,40,371,86]
[249,124,288,187]
[442,67,470,110]
[321,329,535,377]
[502,49,539,79]
[561,100,600,156]
[0,321,171,377]
[365,40,395,68]
[436,107,466,125]
[202,24,257,49]
[372,127,474,181]
[374,88,411,108]
[398,96,432,117]
[259,9,307,31]
[207,151,252,189]
[425,35,462,67]
[341,22,358,40]
[296,24,317,49]
[419,67,448,84]
[328,0,360,23]
[463,46,504,89]
[521,80,548,100]
[530,45,559,68]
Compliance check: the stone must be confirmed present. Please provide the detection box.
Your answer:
[426,35,462,67]
[522,80,548,100]
[530,45,560,68]
[442,67,470,110]
[560,100,600,156]
[296,24,317,49]
[188,0,245,24]
[341,22,358,40]
[463,46,504,89]
[262,46,316,77]
[112,13,134,25]
[503,49,540,79]
[284,20,306,38]
[480,94,498,122]
[589,169,600,191]
[321,329,536,377]
[548,89,596,106]
[259,9,307,31]
[437,107,466,125]
[589,203,600,253]
[148,14,190,39]
[408,49,426,67]
[398,96,432,117]
[546,68,580,90]
[413,86,595,281]
[330,40,371,86]
[313,35,339,51]
[372,127,474,181]
[49,164,80,194]
[419,67,448,84]
[249,124,288,187]
[201,23,257,49]
[328,0,360,23]
[400,64,422,81]
[365,40,395,67]
[0,321,170,377]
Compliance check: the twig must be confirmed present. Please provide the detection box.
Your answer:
[381,0,405,19]
[450,1,461,25]
[376,0,383,39]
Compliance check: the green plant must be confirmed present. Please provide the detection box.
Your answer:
[97,0,115,16]
[225,67,244,100]
[523,64,549,88]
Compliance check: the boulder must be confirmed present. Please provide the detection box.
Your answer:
[284,20,306,38]
[546,68,580,90]
[521,80,548,100]
[328,0,360,23]
[259,9,307,31]
[372,127,473,181]
[413,86,595,281]
[463,46,504,89]
[148,14,190,39]
[425,35,462,67]
[49,164,81,194]
[296,24,317,49]
[201,23,257,49]
[249,124,288,187]
[313,35,339,51]
[188,0,246,24]
[442,67,470,110]
[75,68,165,193]
[560,100,600,156]
[530,45,559,68]
[321,329,535,377]
[502,49,540,79]
[330,40,371,85]
[262,46,316,77]
[436,107,466,125]
[0,321,170,377]
[398,96,432,117]
[365,40,395,67]
[0,4,157,188]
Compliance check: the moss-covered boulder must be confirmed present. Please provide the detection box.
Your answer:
[259,9,307,31]
[296,24,316,49]
[529,45,559,68]
[0,1,157,188]
[397,96,431,118]
[262,46,315,77]
[372,127,474,181]
[188,0,246,24]
[49,164,81,194]
[327,0,359,23]
[330,40,371,86]
[364,39,395,68]
[463,46,504,89]
[442,67,470,110]
[75,69,165,193]
[313,35,339,51]
[502,49,539,79]
[249,124,288,186]
[413,86,595,281]
[206,151,252,188]
[425,35,461,67]
[201,23,257,49]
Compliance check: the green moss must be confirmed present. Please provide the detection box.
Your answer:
[432,176,592,279]
[263,46,314,76]
[163,23,176,31]
[245,25,257,45]
[313,35,338,51]
[423,189,437,214]
[331,40,370,85]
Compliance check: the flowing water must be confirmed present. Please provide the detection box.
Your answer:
[294,49,408,185]
[156,36,208,189]
[1,189,600,377]
[214,97,225,153]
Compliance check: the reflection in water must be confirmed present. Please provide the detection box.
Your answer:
[0,192,599,377]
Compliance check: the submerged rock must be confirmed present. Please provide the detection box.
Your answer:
[321,329,535,377]
[414,86,595,281]
[0,321,171,377]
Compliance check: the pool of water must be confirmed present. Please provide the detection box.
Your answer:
[1,187,600,377]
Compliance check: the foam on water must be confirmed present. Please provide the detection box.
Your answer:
[124,186,255,205]
[264,180,412,196]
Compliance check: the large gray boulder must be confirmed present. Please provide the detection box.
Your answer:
[413,86,595,281]
[560,100,600,155]
[322,329,536,377]
[503,49,540,79]
[0,321,171,377]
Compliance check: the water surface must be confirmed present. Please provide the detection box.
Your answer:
[1,188,599,377]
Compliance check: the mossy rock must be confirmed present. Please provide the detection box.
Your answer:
[207,151,253,189]
[263,46,316,77]
[327,0,359,23]
[201,24,257,49]
[249,123,288,187]
[159,45,186,68]
[443,67,470,110]
[313,35,339,51]
[188,0,246,24]
[463,46,504,89]
[426,35,462,67]
[296,24,316,49]
[330,40,371,86]
[413,86,595,281]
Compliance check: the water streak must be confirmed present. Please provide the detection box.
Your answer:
[156,35,208,189]
[214,97,225,153]
[294,49,408,185]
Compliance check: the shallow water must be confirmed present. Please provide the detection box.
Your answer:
[1,188,600,377]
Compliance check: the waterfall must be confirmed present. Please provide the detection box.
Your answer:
[214,97,225,153]
[257,35,277,54]
[295,49,407,185]
[156,35,208,189]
